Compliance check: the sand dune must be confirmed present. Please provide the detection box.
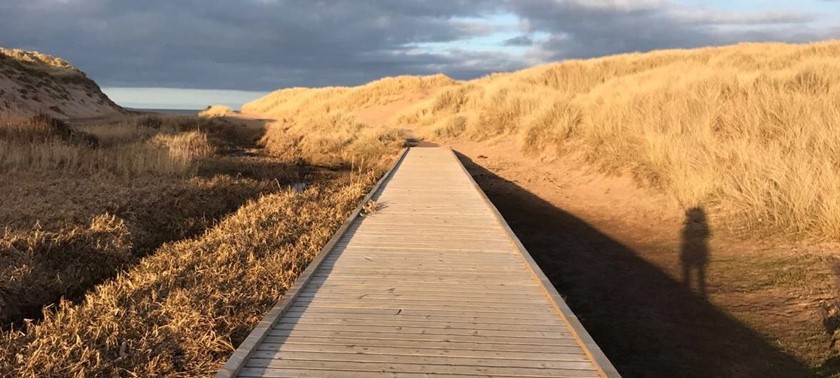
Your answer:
[0,47,122,118]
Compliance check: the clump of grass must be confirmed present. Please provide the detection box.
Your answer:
[152,130,215,162]
[361,199,381,216]
[433,116,467,138]
[0,173,379,377]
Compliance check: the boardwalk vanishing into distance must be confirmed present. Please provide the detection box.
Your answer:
[217,147,619,378]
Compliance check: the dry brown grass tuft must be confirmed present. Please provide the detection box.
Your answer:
[152,130,215,162]
[0,172,380,377]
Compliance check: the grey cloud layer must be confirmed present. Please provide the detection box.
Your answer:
[0,0,835,90]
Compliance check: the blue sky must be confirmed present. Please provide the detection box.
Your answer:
[3,0,838,109]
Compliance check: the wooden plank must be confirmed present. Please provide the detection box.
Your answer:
[283,308,562,322]
[315,263,524,270]
[246,352,594,369]
[295,293,548,304]
[298,285,540,293]
[268,326,571,339]
[336,241,514,249]
[281,312,563,326]
[242,360,599,377]
[282,307,559,320]
[252,343,589,367]
[332,245,514,252]
[320,261,523,268]
[351,221,501,229]
[299,286,542,295]
[294,296,550,307]
[304,279,541,288]
[308,269,527,276]
[262,333,578,347]
[275,318,569,332]
[257,338,585,353]
[310,274,531,280]
[323,255,521,263]
[237,368,425,378]
[287,304,557,316]
[333,235,511,242]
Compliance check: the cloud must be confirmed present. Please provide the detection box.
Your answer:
[0,0,501,90]
[504,35,535,46]
[669,10,815,25]
[509,0,837,61]
[0,0,837,92]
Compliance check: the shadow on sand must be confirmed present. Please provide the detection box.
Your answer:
[456,152,815,378]
[681,207,710,298]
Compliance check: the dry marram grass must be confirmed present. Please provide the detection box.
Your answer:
[0,173,379,377]
[244,40,840,238]
[406,41,840,237]
[0,109,392,376]
[0,114,292,323]
[0,115,218,177]
[243,75,454,168]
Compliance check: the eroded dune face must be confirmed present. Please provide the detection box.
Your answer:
[0,47,123,119]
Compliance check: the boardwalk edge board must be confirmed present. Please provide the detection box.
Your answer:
[215,148,410,378]
[451,148,621,378]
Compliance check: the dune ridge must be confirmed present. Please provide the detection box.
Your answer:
[0,47,122,118]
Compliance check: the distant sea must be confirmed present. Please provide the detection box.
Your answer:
[127,108,201,116]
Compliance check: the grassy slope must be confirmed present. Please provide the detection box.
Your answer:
[246,40,840,239]
[244,74,454,168]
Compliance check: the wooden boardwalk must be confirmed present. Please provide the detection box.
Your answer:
[217,147,619,378]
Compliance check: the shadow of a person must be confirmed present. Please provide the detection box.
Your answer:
[681,207,711,297]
